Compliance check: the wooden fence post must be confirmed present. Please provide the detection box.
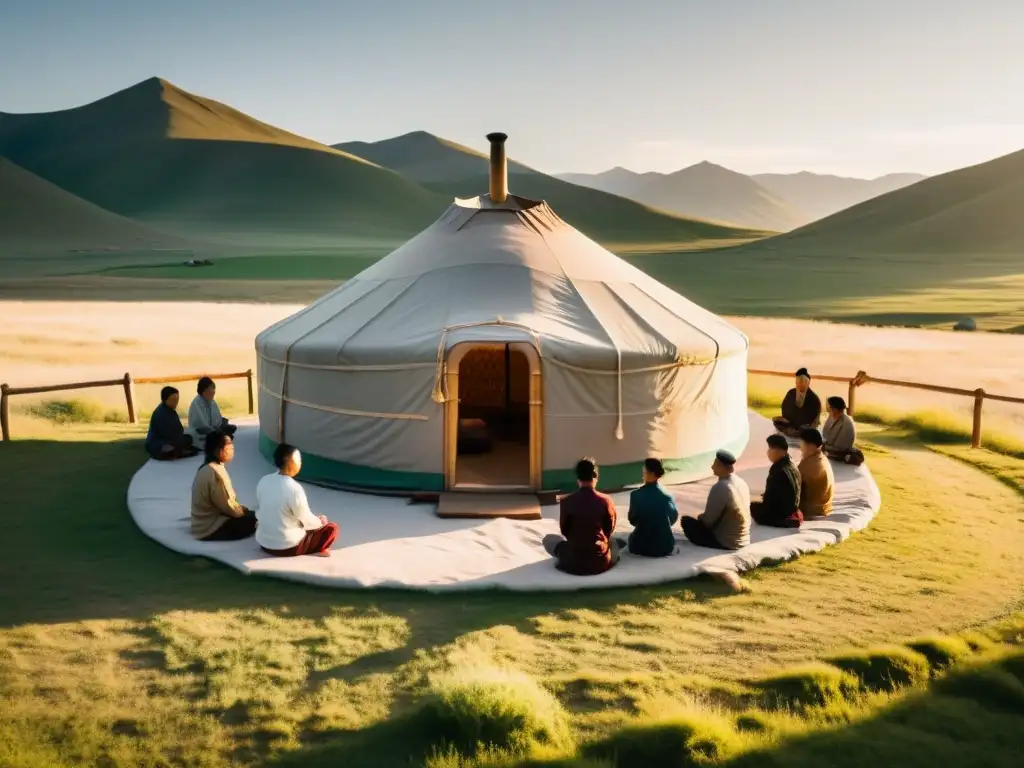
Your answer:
[123,373,137,425]
[847,370,866,417]
[246,369,254,415]
[1,383,9,442]
[972,389,985,449]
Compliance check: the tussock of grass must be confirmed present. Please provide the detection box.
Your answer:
[420,666,573,759]
[906,635,974,674]
[755,663,861,710]
[26,398,126,425]
[581,709,744,768]
[824,646,931,693]
[932,650,1024,713]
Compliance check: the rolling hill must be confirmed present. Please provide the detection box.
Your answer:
[0,157,190,253]
[752,171,926,222]
[0,78,447,241]
[763,146,1024,254]
[335,132,771,247]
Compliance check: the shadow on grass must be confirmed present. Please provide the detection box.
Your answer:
[0,433,737,673]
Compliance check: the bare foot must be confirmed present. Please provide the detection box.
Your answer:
[710,570,749,592]
[310,550,332,558]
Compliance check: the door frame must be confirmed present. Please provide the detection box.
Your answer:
[443,341,543,491]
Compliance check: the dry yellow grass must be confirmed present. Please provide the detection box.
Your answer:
[2,302,1021,439]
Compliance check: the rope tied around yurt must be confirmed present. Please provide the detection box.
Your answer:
[430,319,544,405]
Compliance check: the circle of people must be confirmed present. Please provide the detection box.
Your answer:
[144,368,860,568]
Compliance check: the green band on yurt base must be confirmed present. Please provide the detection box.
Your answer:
[259,423,750,495]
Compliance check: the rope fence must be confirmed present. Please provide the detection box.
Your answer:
[1,366,1021,448]
[0,370,253,442]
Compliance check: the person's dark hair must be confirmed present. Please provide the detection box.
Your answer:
[204,430,231,464]
[274,443,298,469]
[575,457,598,482]
[800,428,824,447]
[160,385,178,403]
[643,457,665,478]
[766,434,790,452]
[827,395,847,411]
[197,376,215,395]
[795,367,811,379]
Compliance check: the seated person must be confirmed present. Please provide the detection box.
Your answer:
[627,458,679,557]
[145,386,198,460]
[751,434,804,528]
[190,431,257,541]
[256,444,339,557]
[542,458,627,575]
[822,396,863,465]
[797,428,834,519]
[773,368,823,437]
[681,449,751,550]
[188,376,236,449]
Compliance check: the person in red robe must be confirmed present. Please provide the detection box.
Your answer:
[543,458,626,576]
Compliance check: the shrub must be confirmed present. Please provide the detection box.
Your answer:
[825,646,930,693]
[582,712,740,768]
[755,663,861,710]
[906,635,973,674]
[934,654,1024,713]
[27,398,126,425]
[419,666,572,759]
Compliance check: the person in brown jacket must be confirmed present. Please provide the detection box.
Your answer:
[797,428,834,519]
[190,431,257,541]
[543,458,626,575]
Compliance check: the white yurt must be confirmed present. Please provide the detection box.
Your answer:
[255,134,749,493]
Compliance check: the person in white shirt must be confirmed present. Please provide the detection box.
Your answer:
[255,443,339,557]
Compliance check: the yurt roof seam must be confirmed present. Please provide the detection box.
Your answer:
[531,222,626,440]
[333,276,422,363]
[625,282,722,360]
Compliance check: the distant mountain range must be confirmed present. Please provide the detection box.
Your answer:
[0,79,763,252]
[559,164,927,231]
[1,75,1021,268]
[334,132,769,247]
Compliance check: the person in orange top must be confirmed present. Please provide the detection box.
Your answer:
[797,428,834,519]
[543,458,626,576]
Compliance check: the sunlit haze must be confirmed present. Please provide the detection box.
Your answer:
[1,0,1022,177]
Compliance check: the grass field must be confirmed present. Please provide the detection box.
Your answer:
[1,398,1022,766]
[3,244,1021,332]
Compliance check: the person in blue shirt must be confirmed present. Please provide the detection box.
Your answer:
[627,458,679,557]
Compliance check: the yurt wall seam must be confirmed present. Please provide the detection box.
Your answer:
[277,280,394,441]
[533,225,625,440]
[258,383,430,421]
[257,354,436,372]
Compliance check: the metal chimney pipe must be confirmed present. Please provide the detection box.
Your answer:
[486,132,508,202]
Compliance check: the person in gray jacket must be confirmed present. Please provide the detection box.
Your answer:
[681,449,751,550]
[188,376,237,449]
[822,396,863,466]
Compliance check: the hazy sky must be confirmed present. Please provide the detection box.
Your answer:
[1,0,1021,177]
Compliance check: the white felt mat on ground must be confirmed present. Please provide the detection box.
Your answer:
[127,412,881,592]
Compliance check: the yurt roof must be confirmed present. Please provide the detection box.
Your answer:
[256,135,748,370]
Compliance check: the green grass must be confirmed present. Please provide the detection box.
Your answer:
[24,398,128,425]
[0,418,1022,766]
